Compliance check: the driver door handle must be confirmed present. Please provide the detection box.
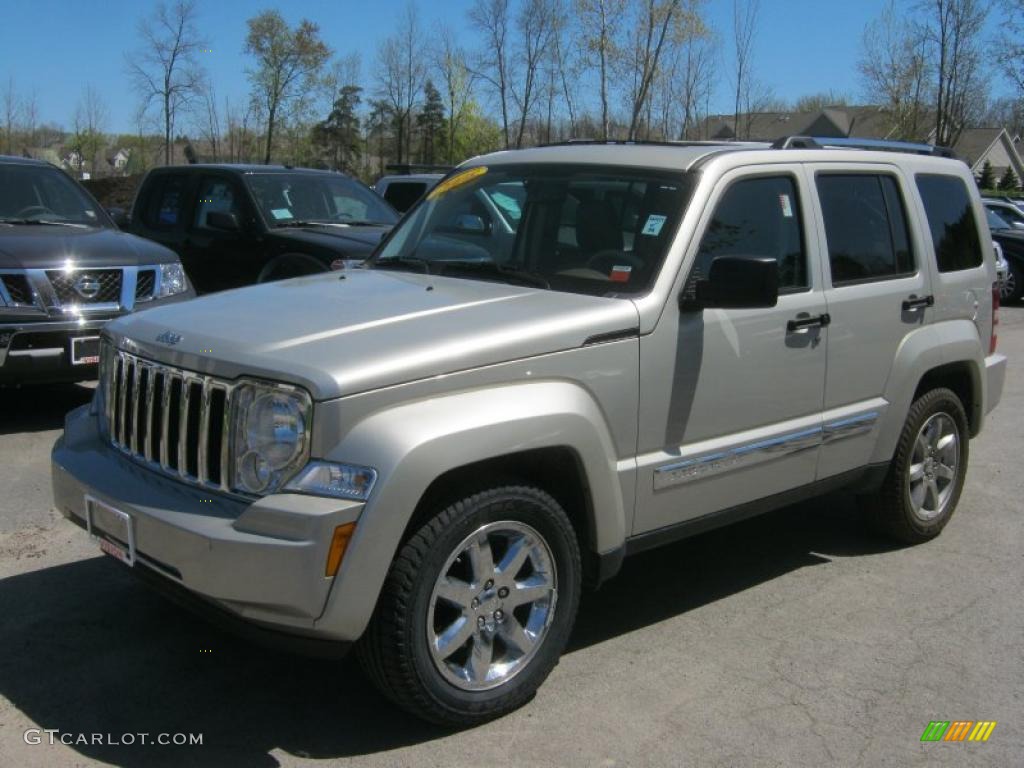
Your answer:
[902,294,934,311]
[787,313,831,332]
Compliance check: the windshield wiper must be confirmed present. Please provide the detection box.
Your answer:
[0,218,89,228]
[437,260,550,289]
[371,256,432,274]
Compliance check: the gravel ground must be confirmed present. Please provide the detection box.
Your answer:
[1,310,1022,768]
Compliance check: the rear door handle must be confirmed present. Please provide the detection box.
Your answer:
[787,313,831,332]
[902,294,934,311]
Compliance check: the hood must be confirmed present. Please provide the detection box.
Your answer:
[106,269,640,400]
[270,224,391,256]
[0,225,178,269]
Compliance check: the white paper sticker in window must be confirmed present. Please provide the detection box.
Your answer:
[779,194,793,218]
[271,208,293,220]
[641,214,667,236]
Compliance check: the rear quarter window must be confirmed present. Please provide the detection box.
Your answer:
[915,174,983,272]
[142,174,188,230]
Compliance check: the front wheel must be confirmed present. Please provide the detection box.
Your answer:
[358,486,581,726]
[862,388,969,544]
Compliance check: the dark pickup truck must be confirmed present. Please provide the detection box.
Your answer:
[123,165,399,294]
[0,156,193,385]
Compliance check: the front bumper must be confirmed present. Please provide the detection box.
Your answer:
[51,403,363,641]
[0,316,109,383]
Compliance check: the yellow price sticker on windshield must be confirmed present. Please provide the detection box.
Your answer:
[427,166,488,200]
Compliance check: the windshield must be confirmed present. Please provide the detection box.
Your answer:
[987,209,1010,231]
[369,164,691,297]
[0,164,106,226]
[246,172,398,227]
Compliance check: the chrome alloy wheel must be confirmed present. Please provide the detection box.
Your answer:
[907,413,960,521]
[1000,267,1017,302]
[427,521,558,691]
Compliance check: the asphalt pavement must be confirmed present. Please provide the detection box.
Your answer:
[1,310,1022,768]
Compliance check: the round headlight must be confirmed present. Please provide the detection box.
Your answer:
[244,392,306,470]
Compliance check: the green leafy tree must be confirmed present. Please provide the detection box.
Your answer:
[416,80,446,165]
[312,85,363,172]
[999,165,1020,193]
[977,159,995,190]
[244,11,331,164]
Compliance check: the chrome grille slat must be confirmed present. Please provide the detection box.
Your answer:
[160,371,176,470]
[179,376,193,479]
[101,345,235,492]
[197,381,211,485]
[144,365,157,461]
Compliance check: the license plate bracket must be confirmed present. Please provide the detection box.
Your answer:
[85,496,135,566]
[71,335,100,365]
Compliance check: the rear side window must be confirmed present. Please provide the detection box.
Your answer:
[916,174,983,272]
[383,182,427,212]
[694,175,808,291]
[142,174,188,230]
[817,174,914,285]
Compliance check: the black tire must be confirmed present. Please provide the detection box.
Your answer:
[357,485,582,727]
[1001,258,1022,304]
[862,388,969,544]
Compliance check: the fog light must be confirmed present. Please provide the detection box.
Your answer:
[326,522,356,577]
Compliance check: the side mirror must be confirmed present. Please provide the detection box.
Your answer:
[689,256,779,309]
[206,210,240,232]
[107,207,129,228]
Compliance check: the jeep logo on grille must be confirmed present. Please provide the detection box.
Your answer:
[73,274,101,299]
[155,331,183,346]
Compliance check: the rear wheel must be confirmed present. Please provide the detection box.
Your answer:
[358,485,581,726]
[862,388,969,544]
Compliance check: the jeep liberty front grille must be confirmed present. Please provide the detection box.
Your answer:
[103,346,233,491]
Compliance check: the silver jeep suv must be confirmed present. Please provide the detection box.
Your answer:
[52,139,1007,725]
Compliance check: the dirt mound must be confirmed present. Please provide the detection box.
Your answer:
[81,174,145,210]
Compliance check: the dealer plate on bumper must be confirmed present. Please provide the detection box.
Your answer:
[85,496,136,566]
[71,336,100,365]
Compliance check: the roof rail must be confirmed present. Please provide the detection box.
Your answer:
[772,135,954,157]
[541,138,743,149]
[771,136,821,149]
[384,163,452,175]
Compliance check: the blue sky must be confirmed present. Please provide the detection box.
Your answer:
[0,0,1014,134]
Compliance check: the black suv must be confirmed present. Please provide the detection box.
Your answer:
[0,156,193,385]
[126,165,399,293]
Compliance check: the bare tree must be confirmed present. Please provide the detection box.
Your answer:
[621,0,685,140]
[245,10,331,164]
[376,3,426,163]
[72,85,108,175]
[510,0,559,148]
[859,1,932,140]
[23,91,38,150]
[2,77,19,155]
[127,0,206,165]
[470,0,513,148]
[919,0,988,146]
[998,0,1024,99]
[576,0,626,139]
[195,78,221,162]
[435,27,476,164]
[731,0,760,139]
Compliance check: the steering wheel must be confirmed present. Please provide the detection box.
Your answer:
[585,251,645,274]
[16,205,56,219]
